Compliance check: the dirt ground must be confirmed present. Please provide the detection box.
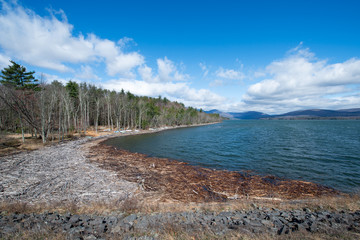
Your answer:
[0,127,115,157]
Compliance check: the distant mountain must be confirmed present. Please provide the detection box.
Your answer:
[228,111,270,119]
[205,110,269,119]
[270,108,360,119]
[205,109,235,119]
[205,108,360,120]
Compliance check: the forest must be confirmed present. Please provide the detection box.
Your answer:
[0,61,222,143]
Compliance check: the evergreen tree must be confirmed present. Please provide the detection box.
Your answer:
[0,60,38,90]
[65,81,79,99]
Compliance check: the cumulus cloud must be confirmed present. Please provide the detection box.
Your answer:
[132,57,225,108]
[0,2,92,71]
[216,67,245,80]
[39,73,75,85]
[75,65,101,80]
[107,52,144,77]
[157,57,189,82]
[137,57,189,83]
[0,53,10,69]
[117,37,137,49]
[102,79,225,109]
[209,67,245,87]
[0,1,143,76]
[138,64,156,82]
[243,46,360,113]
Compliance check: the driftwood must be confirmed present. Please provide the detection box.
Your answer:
[0,138,138,204]
[89,143,339,203]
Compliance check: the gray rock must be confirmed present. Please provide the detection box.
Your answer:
[84,235,97,240]
[261,220,272,226]
[123,214,137,223]
[69,215,81,224]
[277,225,290,235]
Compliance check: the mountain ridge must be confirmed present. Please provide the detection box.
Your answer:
[206,108,360,119]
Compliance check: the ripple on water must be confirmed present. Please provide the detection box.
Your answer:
[104,120,360,193]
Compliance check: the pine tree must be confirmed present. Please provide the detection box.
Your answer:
[0,60,38,90]
[65,80,79,99]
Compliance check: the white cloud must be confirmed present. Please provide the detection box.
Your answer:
[39,73,74,85]
[0,2,92,71]
[242,46,360,113]
[0,53,10,69]
[208,67,245,87]
[209,79,224,87]
[75,65,101,80]
[157,57,189,82]
[216,67,245,80]
[102,79,225,109]
[199,62,209,78]
[253,71,266,78]
[117,37,136,49]
[130,58,224,108]
[107,52,144,77]
[0,2,143,76]
[138,64,157,83]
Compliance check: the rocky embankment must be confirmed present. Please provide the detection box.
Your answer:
[1,208,359,239]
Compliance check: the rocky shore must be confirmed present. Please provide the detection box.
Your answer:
[1,208,359,239]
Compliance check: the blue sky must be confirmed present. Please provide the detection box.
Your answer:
[1,0,360,113]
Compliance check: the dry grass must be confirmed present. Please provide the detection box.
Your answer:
[1,228,358,240]
[139,194,360,214]
[0,126,116,157]
[1,192,359,216]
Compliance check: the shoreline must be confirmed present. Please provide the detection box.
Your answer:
[90,144,339,203]
[96,121,221,140]
[87,124,340,203]
[0,121,348,205]
[1,122,360,239]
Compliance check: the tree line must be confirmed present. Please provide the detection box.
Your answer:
[0,61,222,143]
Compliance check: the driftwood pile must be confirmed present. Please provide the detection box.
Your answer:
[89,143,338,203]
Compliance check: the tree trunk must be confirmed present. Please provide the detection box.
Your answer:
[19,114,25,143]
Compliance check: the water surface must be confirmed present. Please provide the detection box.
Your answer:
[104,120,360,192]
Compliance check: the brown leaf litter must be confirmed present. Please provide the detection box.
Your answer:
[88,142,338,203]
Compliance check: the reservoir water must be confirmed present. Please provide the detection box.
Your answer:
[104,120,360,193]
